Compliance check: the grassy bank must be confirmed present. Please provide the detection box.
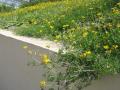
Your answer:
[0,0,114,39]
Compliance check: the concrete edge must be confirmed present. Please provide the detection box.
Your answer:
[0,29,62,52]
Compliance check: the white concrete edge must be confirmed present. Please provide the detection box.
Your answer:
[0,29,63,52]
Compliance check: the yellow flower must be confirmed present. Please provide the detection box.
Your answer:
[50,25,54,29]
[80,50,92,58]
[107,23,112,28]
[85,50,92,55]
[54,39,59,42]
[97,13,102,16]
[117,2,120,6]
[117,23,120,28]
[81,16,85,19]
[39,30,43,33]
[33,21,37,24]
[71,20,75,23]
[56,35,61,39]
[103,45,109,50]
[99,16,104,20]
[83,53,87,57]
[42,54,51,64]
[112,45,118,49]
[22,45,28,49]
[40,80,46,88]
[83,32,88,37]
[47,21,51,25]
[112,9,119,14]
[63,24,69,28]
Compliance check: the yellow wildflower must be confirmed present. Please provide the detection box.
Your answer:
[39,30,43,33]
[85,51,92,55]
[54,39,59,42]
[22,45,28,49]
[107,23,112,28]
[83,53,87,57]
[42,54,51,64]
[48,21,51,25]
[63,24,69,28]
[50,25,54,29]
[33,21,37,24]
[103,45,109,50]
[80,50,92,58]
[83,32,88,37]
[81,16,85,19]
[117,2,120,6]
[117,23,120,28]
[71,20,75,23]
[40,80,46,88]
[56,35,61,39]
[97,13,102,16]
[112,9,119,14]
[112,45,118,49]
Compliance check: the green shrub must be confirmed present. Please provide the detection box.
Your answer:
[0,3,14,12]
[20,0,62,8]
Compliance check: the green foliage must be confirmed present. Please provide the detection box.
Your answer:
[0,3,14,12]
[20,0,62,8]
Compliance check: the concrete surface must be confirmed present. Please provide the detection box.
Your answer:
[0,33,55,90]
[0,30,62,52]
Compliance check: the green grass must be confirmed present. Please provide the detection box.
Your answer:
[0,0,114,39]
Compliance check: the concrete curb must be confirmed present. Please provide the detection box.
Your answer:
[0,29,62,52]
